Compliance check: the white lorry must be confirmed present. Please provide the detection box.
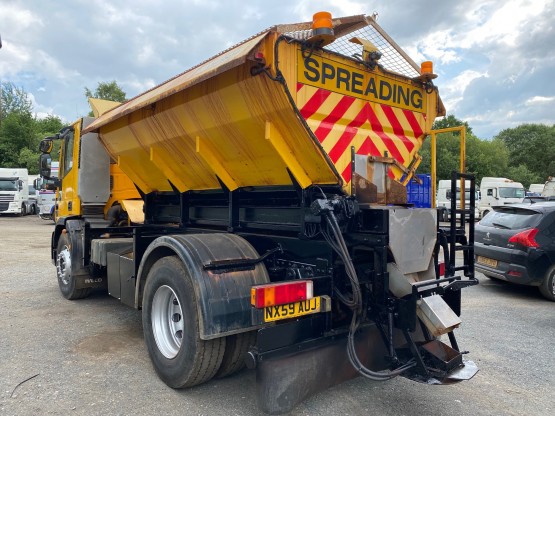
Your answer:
[27,175,40,215]
[36,179,56,220]
[528,183,545,196]
[436,179,480,221]
[478,177,525,218]
[541,178,555,198]
[0,168,30,216]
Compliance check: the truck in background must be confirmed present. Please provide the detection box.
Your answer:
[36,162,59,220]
[38,12,479,414]
[0,167,30,215]
[478,177,525,218]
[27,175,40,214]
[542,177,555,198]
[528,183,545,196]
[436,179,480,221]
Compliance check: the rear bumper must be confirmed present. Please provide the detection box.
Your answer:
[475,245,544,285]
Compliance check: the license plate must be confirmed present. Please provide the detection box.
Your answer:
[263,297,321,322]
[477,256,498,268]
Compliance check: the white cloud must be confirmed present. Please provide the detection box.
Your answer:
[1,0,553,139]
[525,96,555,106]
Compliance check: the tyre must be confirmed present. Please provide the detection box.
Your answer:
[56,232,91,300]
[20,204,26,216]
[142,256,226,388]
[215,330,257,379]
[539,265,555,301]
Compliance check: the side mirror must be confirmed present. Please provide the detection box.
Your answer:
[39,139,54,154]
[18,180,23,191]
[40,153,52,178]
[40,153,61,188]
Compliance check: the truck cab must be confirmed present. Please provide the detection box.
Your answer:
[436,179,480,221]
[478,177,525,218]
[39,118,143,226]
[0,168,30,216]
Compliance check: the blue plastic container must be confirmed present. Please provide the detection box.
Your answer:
[406,174,432,208]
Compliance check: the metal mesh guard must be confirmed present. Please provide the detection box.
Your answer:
[284,17,420,79]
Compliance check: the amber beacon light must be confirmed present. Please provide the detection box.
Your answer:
[310,11,335,45]
[420,60,437,79]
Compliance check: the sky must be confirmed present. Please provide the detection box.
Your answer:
[1,0,554,139]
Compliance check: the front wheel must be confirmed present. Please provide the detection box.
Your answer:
[56,232,91,300]
[142,256,226,388]
[539,265,555,301]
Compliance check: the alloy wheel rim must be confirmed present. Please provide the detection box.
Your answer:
[151,285,184,359]
[57,247,71,285]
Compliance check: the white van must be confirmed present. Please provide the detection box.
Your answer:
[478,177,525,218]
[436,179,479,222]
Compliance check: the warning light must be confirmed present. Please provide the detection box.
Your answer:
[251,280,314,309]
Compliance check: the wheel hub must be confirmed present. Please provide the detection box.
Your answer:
[57,247,72,285]
[151,285,184,359]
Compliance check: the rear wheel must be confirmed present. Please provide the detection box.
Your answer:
[215,331,257,379]
[56,232,91,300]
[539,265,555,301]
[142,256,226,388]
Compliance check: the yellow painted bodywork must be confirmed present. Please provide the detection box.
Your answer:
[56,123,81,220]
[84,22,442,196]
[56,119,142,222]
[104,163,142,218]
[88,98,122,118]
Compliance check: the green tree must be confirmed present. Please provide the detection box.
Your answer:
[495,124,555,180]
[0,82,33,122]
[432,114,473,135]
[0,111,36,166]
[506,164,543,188]
[466,136,509,185]
[418,119,510,188]
[0,81,66,171]
[84,80,127,116]
[18,147,40,174]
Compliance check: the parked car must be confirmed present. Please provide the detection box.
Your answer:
[475,203,555,301]
[521,196,546,204]
[518,196,555,205]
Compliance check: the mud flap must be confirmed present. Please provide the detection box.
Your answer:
[256,324,389,415]
[255,324,479,414]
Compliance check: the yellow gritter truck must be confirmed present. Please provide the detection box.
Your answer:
[39,12,479,413]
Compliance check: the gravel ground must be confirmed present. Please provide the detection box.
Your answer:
[0,215,553,415]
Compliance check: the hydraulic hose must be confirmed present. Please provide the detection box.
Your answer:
[322,210,415,380]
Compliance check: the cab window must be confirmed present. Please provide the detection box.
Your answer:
[62,130,75,177]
